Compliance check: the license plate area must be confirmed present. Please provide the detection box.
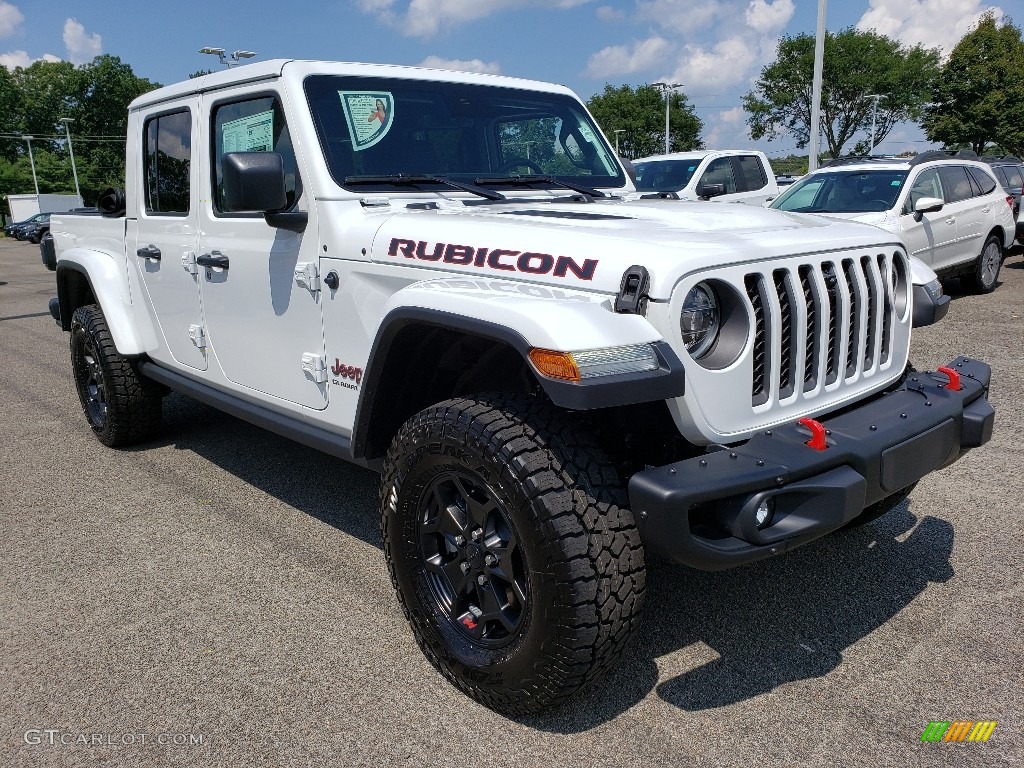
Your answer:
[880,418,958,492]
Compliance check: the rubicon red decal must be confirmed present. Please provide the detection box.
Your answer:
[387,238,598,280]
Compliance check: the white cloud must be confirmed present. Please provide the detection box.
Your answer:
[0,1,23,38]
[418,55,501,74]
[635,0,725,35]
[664,35,759,91]
[745,0,794,35]
[596,5,625,22]
[359,0,593,38]
[63,18,102,65]
[586,37,673,78]
[0,50,61,70]
[856,0,1004,55]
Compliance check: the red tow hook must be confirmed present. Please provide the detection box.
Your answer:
[798,417,828,451]
[937,366,962,391]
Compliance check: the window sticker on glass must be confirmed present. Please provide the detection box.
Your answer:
[222,110,274,152]
[891,180,902,186]
[578,123,596,143]
[339,91,394,151]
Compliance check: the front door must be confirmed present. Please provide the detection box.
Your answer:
[133,102,206,370]
[899,167,958,270]
[197,89,327,410]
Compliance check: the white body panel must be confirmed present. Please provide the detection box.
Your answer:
[632,150,781,206]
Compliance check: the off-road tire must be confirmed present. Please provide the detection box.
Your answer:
[969,234,1003,294]
[70,304,162,447]
[381,393,646,715]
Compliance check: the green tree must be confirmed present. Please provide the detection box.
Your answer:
[922,13,1024,156]
[744,27,940,158]
[587,84,703,159]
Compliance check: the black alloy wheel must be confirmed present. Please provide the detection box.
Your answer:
[417,471,529,646]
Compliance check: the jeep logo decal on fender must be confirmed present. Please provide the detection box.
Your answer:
[331,359,363,390]
[387,238,597,281]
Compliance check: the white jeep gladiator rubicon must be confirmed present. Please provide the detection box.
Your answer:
[47,60,994,715]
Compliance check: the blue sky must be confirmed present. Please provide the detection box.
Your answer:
[1,0,1011,157]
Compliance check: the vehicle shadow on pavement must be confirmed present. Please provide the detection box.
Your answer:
[147,392,383,549]
[524,502,954,732]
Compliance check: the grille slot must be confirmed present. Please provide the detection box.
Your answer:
[746,254,896,406]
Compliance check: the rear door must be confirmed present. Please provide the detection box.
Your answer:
[132,102,206,371]
[938,165,985,271]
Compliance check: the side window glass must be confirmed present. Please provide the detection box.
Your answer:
[967,166,996,195]
[212,95,299,213]
[144,110,191,215]
[1006,166,1024,189]
[904,169,942,215]
[701,157,737,194]
[938,166,973,203]
[734,155,767,192]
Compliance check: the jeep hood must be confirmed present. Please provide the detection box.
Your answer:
[366,197,905,300]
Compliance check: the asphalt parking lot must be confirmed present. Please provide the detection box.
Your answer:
[1,235,1021,767]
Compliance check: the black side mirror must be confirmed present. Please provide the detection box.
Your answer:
[223,152,288,212]
[699,182,727,200]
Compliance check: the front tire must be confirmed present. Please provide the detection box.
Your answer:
[70,304,162,447]
[969,234,1003,293]
[381,394,646,715]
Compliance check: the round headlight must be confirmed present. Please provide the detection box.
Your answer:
[680,282,720,358]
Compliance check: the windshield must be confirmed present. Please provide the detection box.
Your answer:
[633,159,700,192]
[303,75,625,193]
[771,169,908,213]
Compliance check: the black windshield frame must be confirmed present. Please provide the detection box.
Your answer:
[303,75,626,194]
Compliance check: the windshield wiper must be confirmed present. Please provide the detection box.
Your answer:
[343,174,505,201]
[474,175,609,199]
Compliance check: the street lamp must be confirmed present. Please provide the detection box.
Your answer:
[199,47,258,68]
[59,117,82,204]
[864,94,886,155]
[651,82,683,155]
[20,135,40,196]
[613,129,625,157]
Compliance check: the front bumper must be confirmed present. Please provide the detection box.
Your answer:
[629,357,994,570]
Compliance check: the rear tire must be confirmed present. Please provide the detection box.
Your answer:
[969,234,1003,293]
[70,304,162,447]
[381,393,645,715]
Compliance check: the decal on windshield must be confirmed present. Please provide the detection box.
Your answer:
[340,91,394,152]
[222,110,274,152]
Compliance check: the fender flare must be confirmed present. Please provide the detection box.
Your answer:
[350,284,686,460]
[56,248,155,356]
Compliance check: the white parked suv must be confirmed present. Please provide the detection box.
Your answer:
[47,60,994,715]
[632,149,780,205]
[770,152,1015,293]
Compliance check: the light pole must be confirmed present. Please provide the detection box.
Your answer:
[614,129,625,157]
[651,82,683,154]
[199,47,257,68]
[21,135,40,196]
[864,94,885,154]
[59,117,82,204]
[808,0,827,171]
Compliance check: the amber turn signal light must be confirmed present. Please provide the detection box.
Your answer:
[529,348,580,382]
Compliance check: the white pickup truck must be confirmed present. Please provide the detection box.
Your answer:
[48,59,994,715]
[631,149,781,205]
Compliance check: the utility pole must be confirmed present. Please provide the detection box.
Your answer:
[808,0,827,171]
[614,129,625,157]
[651,82,683,155]
[59,118,82,204]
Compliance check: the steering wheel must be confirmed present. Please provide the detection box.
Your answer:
[496,157,545,175]
[867,199,892,212]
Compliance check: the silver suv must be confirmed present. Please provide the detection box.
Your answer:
[770,152,1015,293]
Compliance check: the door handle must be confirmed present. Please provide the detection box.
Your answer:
[196,252,229,269]
[137,244,161,261]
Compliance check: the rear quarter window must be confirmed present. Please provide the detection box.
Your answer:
[967,166,996,195]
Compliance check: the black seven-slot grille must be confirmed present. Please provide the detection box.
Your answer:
[744,253,897,406]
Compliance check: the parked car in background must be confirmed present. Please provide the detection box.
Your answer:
[632,149,781,205]
[4,212,48,238]
[19,212,52,244]
[775,174,801,187]
[983,155,1023,242]
[769,151,1015,293]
